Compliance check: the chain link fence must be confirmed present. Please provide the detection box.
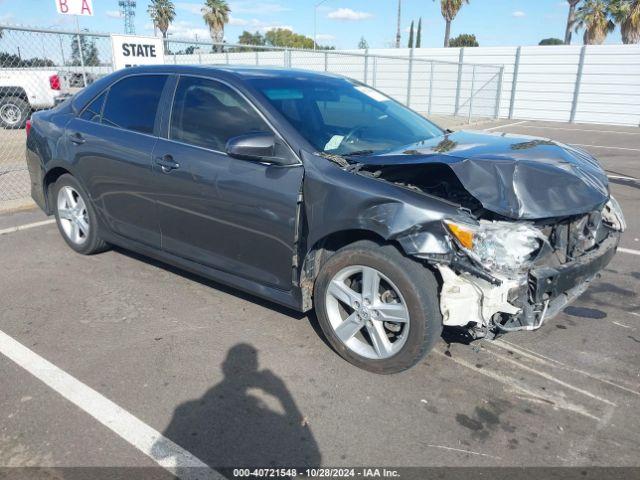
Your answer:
[0,25,503,205]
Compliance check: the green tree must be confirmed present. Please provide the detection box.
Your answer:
[358,36,369,49]
[70,34,100,66]
[564,0,582,44]
[448,33,478,47]
[202,0,230,46]
[147,0,175,39]
[610,0,640,44]
[539,37,565,45]
[265,28,315,49]
[435,0,469,47]
[416,17,422,47]
[238,30,265,45]
[408,20,415,48]
[575,0,615,44]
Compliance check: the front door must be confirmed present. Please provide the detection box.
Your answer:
[150,76,303,290]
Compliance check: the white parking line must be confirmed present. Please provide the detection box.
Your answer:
[0,219,55,236]
[573,143,640,153]
[0,329,223,480]
[619,247,640,256]
[483,120,528,131]
[492,124,640,136]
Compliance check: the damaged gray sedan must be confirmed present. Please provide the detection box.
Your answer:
[26,66,625,373]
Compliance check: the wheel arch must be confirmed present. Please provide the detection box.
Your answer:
[299,228,401,312]
[42,166,73,214]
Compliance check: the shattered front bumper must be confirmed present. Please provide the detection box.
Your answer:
[436,231,620,334]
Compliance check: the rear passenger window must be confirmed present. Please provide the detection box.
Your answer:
[170,76,270,151]
[102,75,167,134]
[79,92,106,122]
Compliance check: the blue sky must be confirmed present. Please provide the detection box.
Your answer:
[0,0,624,48]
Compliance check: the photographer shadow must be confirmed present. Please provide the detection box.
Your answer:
[154,343,321,475]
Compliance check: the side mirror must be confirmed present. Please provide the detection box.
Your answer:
[226,132,290,165]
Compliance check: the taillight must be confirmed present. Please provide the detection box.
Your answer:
[49,74,61,91]
[26,119,32,136]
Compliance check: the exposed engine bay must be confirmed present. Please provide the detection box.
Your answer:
[350,158,625,339]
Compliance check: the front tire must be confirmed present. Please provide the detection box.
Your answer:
[53,174,108,255]
[314,240,442,374]
[0,96,30,129]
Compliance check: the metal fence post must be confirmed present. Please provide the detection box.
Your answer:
[454,48,464,116]
[225,51,230,64]
[256,51,260,65]
[364,48,369,84]
[372,56,377,87]
[570,45,587,123]
[286,49,292,68]
[428,60,434,115]
[508,46,522,119]
[406,47,414,107]
[494,66,505,119]
[468,65,476,123]
[324,51,328,72]
[75,31,87,87]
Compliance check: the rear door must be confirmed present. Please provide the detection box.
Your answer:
[150,75,304,290]
[66,74,169,248]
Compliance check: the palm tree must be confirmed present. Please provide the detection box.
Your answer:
[610,0,640,44]
[575,0,615,44]
[564,0,582,44]
[147,0,175,39]
[202,0,231,47]
[434,0,470,47]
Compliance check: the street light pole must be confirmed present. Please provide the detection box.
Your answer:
[314,0,330,50]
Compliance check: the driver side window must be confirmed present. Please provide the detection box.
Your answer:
[170,76,271,152]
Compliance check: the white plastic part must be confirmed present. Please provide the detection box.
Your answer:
[436,265,521,327]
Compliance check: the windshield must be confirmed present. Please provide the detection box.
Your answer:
[247,76,444,156]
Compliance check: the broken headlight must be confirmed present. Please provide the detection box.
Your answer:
[602,196,626,232]
[444,219,546,278]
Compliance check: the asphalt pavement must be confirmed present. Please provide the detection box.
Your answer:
[0,120,639,478]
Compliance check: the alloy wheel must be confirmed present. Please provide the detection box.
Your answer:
[324,265,410,360]
[0,103,22,126]
[57,186,90,245]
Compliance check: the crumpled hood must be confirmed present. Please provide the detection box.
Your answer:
[356,131,610,220]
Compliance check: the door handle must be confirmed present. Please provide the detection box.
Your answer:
[155,154,179,173]
[69,132,85,145]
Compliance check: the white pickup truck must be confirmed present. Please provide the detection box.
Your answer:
[0,70,67,129]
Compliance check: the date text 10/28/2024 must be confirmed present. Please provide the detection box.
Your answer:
[232,468,401,478]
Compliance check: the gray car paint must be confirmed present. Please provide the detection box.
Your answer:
[26,65,611,312]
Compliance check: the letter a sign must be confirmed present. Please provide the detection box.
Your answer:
[55,0,94,16]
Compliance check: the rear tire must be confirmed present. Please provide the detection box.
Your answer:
[52,174,109,255]
[0,96,30,129]
[314,240,442,374]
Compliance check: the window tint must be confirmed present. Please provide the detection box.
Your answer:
[248,78,443,155]
[79,92,106,122]
[170,76,270,151]
[102,75,167,134]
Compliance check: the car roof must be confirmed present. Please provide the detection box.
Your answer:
[120,64,348,82]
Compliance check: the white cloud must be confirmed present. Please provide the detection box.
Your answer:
[106,10,123,19]
[230,2,290,15]
[229,16,249,26]
[512,11,526,17]
[327,8,373,21]
[175,2,203,15]
[0,12,14,23]
[315,34,335,41]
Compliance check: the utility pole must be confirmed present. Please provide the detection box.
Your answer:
[314,0,330,50]
[395,0,402,48]
[119,0,137,35]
